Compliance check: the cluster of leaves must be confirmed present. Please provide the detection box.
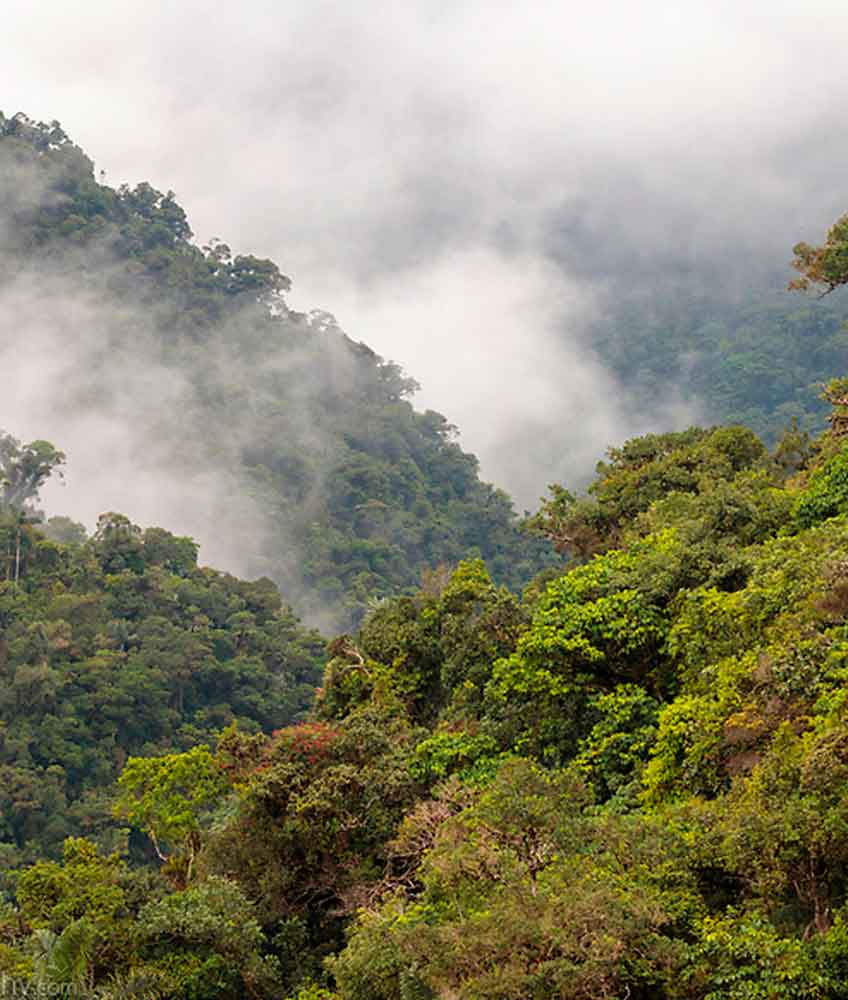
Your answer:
[0,835,281,998]
[528,424,778,559]
[790,214,848,296]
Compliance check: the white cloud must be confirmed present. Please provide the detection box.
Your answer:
[2,1,845,504]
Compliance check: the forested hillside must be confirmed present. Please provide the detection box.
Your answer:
[8,106,848,998]
[5,374,848,996]
[0,500,325,870]
[590,278,848,441]
[4,112,848,639]
[0,111,554,631]
[552,202,848,441]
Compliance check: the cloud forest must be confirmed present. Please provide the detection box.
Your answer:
[4,95,848,1000]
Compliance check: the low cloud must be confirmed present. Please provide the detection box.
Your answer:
[3,1,848,503]
[0,262,266,575]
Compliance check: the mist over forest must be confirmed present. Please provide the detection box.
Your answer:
[6,2,848,507]
[0,114,559,632]
[6,5,848,999]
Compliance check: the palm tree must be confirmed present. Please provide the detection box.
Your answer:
[31,917,95,992]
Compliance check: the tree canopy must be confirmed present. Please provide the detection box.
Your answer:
[5,116,848,998]
[0,432,64,512]
[791,214,848,295]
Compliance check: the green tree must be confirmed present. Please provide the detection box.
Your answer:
[132,877,281,1000]
[331,759,696,1000]
[15,838,132,989]
[0,433,65,511]
[114,748,229,885]
[790,214,848,295]
[0,432,64,584]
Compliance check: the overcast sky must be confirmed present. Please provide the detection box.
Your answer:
[4,1,848,506]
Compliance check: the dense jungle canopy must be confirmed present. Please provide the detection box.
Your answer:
[3,112,848,998]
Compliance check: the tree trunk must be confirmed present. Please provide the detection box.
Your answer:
[814,891,832,935]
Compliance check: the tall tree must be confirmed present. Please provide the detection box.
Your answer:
[0,432,65,511]
[0,432,65,583]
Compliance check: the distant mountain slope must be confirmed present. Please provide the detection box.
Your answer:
[582,261,848,442]
[0,112,555,629]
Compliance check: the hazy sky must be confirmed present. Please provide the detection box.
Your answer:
[4,1,848,506]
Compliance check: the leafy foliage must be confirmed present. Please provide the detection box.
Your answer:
[0,433,64,513]
[0,513,324,864]
[115,747,229,885]
[309,385,848,997]
[791,214,848,295]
